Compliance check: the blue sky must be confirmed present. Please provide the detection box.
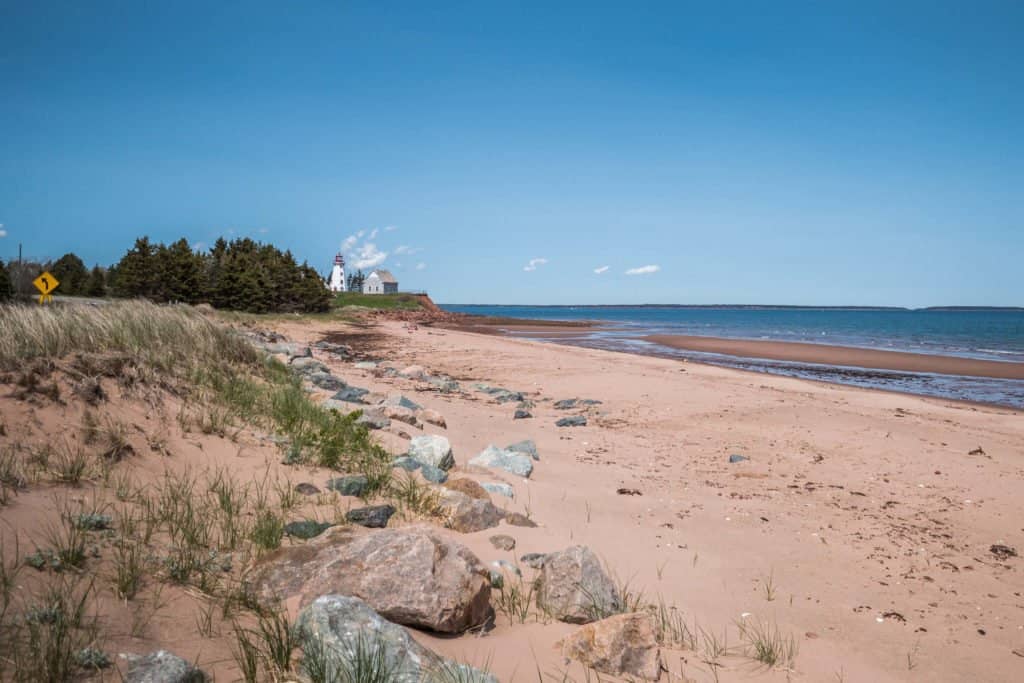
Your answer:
[1,1,1021,306]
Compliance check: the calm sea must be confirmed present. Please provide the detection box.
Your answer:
[440,305,1024,408]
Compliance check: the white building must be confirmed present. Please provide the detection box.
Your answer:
[362,269,398,294]
[328,253,346,292]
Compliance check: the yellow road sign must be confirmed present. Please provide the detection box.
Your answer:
[33,271,59,304]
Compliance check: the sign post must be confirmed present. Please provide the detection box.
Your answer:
[33,271,59,304]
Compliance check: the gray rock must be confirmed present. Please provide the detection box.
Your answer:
[356,410,391,430]
[326,475,369,497]
[124,650,207,683]
[290,357,329,375]
[441,490,504,533]
[354,361,379,370]
[537,546,620,624]
[391,456,422,472]
[506,439,540,461]
[308,371,347,391]
[554,398,603,410]
[489,534,516,551]
[313,341,352,357]
[384,404,421,427]
[346,504,395,528]
[398,365,427,380]
[382,393,423,411]
[469,445,534,478]
[419,464,448,484]
[556,415,587,427]
[520,553,547,570]
[474,384,524,403]
[284,520,333,539]
[295,596,498,683]
[408,435,454,470]
[729,454,748,463]
[294,482,320,496]
[418,408,447,428]
[331,386,370,404]
[513,408,532,420]
[255,527,492,633]
[482,482,515,499]
[427,376,460,393]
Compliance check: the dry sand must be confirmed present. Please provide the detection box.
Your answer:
[2,317,1023,681]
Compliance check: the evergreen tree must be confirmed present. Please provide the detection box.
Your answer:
[0,260,12,301]
[50,252,89,296]
[158,238,203,304]
[85,265,107,298]
[111,237,158,298]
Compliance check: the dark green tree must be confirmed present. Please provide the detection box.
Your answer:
[85,265,107,298]
[0,260,13,301]
[50,252,89,296]
[111,237,159,298]
[158,238,204,304]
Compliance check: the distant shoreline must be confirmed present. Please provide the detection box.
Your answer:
[442,304,1024,311]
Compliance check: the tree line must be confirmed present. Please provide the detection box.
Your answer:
[0,236,332,313]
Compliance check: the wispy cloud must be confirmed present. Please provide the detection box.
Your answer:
[0,224,6,238]
[368,227,379,239]
[415,262,426,271]
[340,230,364,253]
[258,227,269,234]
[394,245,422,255]
[192,241,207,251]
[523,257,548,272]
[625,264,660,275]
[593,265,609,274]
[384,225,397,232]
[353,242,388,269]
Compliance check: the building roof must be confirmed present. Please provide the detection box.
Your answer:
[369,269,397,283]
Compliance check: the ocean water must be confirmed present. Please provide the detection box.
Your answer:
[440,305,1024,408]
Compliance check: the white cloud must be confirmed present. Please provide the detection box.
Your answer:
[523,257,548,272]
[593,265,609,274]
[415,262,426,271]
[340,231,363,253]
[353,242,388,269]
[394,244,422,255]
[258,228,269,234]
[369,227,379,239]
[384,225,397,232]
[0,224,6,238]
[625,264,660,275]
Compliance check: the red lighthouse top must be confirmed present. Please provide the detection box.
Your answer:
[334,253,345,266]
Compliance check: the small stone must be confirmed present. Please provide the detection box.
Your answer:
[503,512,537,528]
[729,454,748,463]
[490,534,516,551]
[284,520,333,539]
[556,415,587,427]
[382,393,423,411]
[408,435,455,470]
[513,409,532,420]
[346,504,396,528]
[294,482,320,496]
[419,464,448,484]
[399,364,427,379]
[354,361,378,370]
[520,553,547,569]
[445,478,491,500]
[482,482,515,499]
[326,474,369,497]
[124,650,207,683]
[469,445,534,478]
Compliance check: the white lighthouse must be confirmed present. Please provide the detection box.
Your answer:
[328,253,346,292]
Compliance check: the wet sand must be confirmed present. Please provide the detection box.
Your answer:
[646,334,1024,380]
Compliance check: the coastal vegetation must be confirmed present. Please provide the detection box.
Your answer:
[332,291,424,311]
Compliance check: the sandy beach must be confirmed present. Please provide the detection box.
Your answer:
[278,319,1024,681]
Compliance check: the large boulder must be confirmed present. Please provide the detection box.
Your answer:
[254,526,491,633]
[469,445,533,478]
[537,546,620,624]
[124,650,207,683]
[440,490,504,534]
[559,612,661,681]
[384,404,421,427]
[408,435,454,470]
[295,595,498,683]
[308,372,347,391]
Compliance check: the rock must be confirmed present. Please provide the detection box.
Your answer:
[728,454,748,463]
[555,398,603,410]
[331,386,370,404]
[506,439,540,461]
[474,384,524,403]
[469,445,534,478]
[295,482,320,496]
[398,364,427,380]
[408,435,454,470]
[290,357,329,375]
[308,372,347,391]
[482,482,515,499]
[288,345,313,360]
[503,511,537,528]
[284,520,333,539]
[418,408,447,428]
[520,553,547,569]
[489,569,504,589]
[427,376,460,393]
[392,456,422,472]
[271,527,492,633]
[559,612,661,681]
[490,534,516,551]
[419,464,448,484]
[444,478,491,501]
[441,490,504,533]
[382,393,423,411]
[356,410,391,430]
[312,341,352,357]
[556,415,587,428]
[346,504,396,528]
[354,361,379,370]
[537,546,620,624]
[513,408,532,420]
[326,474,369,497]
[384,404,421,427]
[492,559,521,576]
[295,595,498,683]
[124,650,207,683]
